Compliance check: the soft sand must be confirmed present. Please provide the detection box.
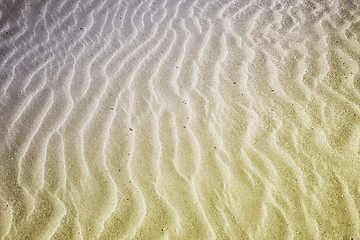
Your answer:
[1,0,360,239]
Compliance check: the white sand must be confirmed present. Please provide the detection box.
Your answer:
[1,0,360,239]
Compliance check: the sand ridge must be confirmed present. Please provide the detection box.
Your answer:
[1,0,360,239]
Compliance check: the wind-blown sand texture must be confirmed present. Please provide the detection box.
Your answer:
[1,0,360,239]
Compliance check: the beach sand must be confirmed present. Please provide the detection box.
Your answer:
[1,0,360,239]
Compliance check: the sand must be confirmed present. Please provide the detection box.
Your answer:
[1,0,360,239]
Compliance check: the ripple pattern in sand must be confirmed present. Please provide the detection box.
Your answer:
[1,0,360,239]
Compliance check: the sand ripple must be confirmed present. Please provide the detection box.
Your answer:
[1,0,360,239]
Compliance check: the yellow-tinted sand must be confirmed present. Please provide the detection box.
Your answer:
[0,0,360,239]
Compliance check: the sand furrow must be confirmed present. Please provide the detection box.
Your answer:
[1,0,360,239]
